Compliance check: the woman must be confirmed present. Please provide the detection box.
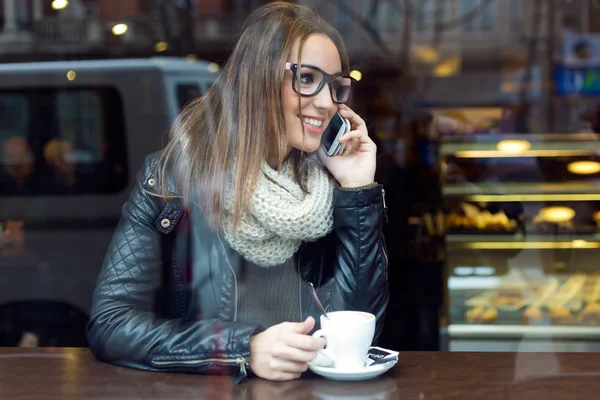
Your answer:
[87,1,388,382]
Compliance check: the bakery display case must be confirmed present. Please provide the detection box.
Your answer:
[441,133,600,352]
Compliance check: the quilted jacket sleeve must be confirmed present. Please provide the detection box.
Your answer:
[322,185,389,342]
[86,155,261,376]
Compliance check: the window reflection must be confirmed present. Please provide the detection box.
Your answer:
[0,88,127,196]
[0,0,600,368]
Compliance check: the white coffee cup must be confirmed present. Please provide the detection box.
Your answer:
[311,311,376,371]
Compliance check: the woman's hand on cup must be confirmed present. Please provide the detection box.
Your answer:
[318,105,376,188]
[249,317,326,381]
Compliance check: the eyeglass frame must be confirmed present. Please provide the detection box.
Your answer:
[284,62,357,104]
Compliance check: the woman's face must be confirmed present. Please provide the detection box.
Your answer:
[281,34,342,156]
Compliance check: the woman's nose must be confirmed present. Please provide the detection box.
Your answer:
[312,83,335,110]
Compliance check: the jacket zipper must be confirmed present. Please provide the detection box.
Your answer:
[151,357,248,381]
[217,233,238,321]
[152,357,246,367]
[381,187,388,224]
[380,187,389,272]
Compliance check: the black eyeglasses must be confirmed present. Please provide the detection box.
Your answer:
[285,62,357,104]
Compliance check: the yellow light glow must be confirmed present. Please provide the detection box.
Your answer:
[455,150,589,158]
[112,23,128,36]
[208,63,220,73]
[185,54,197,62]
[538,206,575,223]
[567,161,600,175]
[350,70,362,81]
[469,194,600,202]
[413,46,439,63]
[496,139,532,153]
[500,81,519,93]
[51,0,68,10]
[433,57,460,78]
[66,71,76,81]
[572,240,588,248]
[154,41,168,52]
[461,241,600,250]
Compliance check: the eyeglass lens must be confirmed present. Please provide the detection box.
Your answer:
[294,65,352,103]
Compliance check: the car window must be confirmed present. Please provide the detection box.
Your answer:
[0,87,127,196]
[176,83,202,111]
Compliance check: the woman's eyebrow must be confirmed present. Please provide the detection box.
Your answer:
[299,63,343,75]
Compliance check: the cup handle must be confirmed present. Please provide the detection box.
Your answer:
[311,329,335,367]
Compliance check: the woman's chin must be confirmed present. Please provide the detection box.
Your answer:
[295,142,321,154]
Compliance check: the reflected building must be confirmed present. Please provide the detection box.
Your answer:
[300,0,593,134]
[292,0,600,137]
[3,0,600,353]
[0,0,267,62]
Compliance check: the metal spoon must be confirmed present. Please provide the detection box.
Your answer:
[308,282,329,319]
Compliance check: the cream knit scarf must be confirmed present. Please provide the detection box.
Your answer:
[221,160,334,267]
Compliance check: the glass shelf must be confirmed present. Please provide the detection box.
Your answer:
[443,134,600,346]
[444,182,600,202]
[447,234,600,250]
[441,133,600,159]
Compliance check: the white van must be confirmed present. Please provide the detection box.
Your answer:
[0,58,218,342]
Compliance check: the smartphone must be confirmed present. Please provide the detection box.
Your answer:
[321,112,350,157]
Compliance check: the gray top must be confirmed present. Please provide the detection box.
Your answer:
[237,257,302,328]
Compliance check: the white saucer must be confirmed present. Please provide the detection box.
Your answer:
[308,359,397,381]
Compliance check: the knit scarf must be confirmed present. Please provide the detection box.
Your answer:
[221,160,334,267]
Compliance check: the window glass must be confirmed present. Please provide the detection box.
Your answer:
[177,83,202,111]
[0,87,127,195]
[461,0,496,32]
[415,0,436,32]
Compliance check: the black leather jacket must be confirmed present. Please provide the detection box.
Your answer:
[87,153,389,378]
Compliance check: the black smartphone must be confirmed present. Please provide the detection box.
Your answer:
[321,112,350,157]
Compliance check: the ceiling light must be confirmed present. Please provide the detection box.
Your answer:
[112,23,128,36]
[496,140,531,153]
[433,57,460,77]
[413,46,439,63]
[154,41,168,52]
[350,70,362,81]
[52,0,68,10]
[538,206,575,223]
[567,160,600,175]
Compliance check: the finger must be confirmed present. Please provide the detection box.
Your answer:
[344,134,375,155]
[337,103,353,113]
[338,107,366,130]
[273,345,319,363]
[271,358,310,373]
[281,331,326,351]
[341,136,358,154]
[279,317,315,335]
[338,129,367,143]
[352,137,362,153]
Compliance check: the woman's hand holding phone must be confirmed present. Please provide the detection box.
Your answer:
[318,105,376,188]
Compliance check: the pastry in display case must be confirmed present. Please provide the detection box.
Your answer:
[458,273,600,326]
[446,202,520,233]
[441,133,600,352]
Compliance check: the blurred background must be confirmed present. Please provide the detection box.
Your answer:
[2,0,600,353]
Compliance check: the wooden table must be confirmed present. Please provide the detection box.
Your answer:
[1,348,599,399]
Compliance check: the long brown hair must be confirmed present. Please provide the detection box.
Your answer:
[155,1,350,229]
